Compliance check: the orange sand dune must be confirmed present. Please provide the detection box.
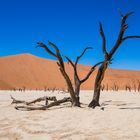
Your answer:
[0,54,140,90]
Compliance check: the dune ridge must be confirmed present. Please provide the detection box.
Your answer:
[0,53,140,90]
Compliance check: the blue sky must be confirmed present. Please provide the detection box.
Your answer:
[0,0,140,70]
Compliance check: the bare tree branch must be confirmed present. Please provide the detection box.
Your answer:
[11,95,57,105]
[80,61,103,83]
[15,97,72,111]
[65,56,75,68]
[48,41,60,56]
[75,47,93,65]
[99,22,108,59]
[11,95,25,104]
[118,8,124,17]
[122,12,134,20]
[37,42,57,57]
[65,56,80,82]
[48,40,64,69]
[122,36,140,42]
[109,12,134,58]
[26,96,57,105]
[72,47,93,83]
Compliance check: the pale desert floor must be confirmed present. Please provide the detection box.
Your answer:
[0,90,140,140]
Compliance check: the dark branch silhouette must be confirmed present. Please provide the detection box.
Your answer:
[75,47,92,66]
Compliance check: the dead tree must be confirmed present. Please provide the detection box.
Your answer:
[106,84,108,91]
[44,86,47,91]
[111,84,114,91]
[89,11,140,108]
[132,80,137,92]
[113,83,119,91]
[125,85,131,92]
[138,80,140,92]
[125,85,127,91]
[37,41,102,107]
[134,84,137,92]
[13,88,16,91]
[51,87,56,92]
[37,41,80,106]
[23,86,26,92]
[131,79,137,92]
[101,84,105,91]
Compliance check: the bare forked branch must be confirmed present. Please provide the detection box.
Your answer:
[65,47,94,83]
[75,47,93,66]
[66,46,101,85]
[37,42,57,58]
[37,41,65,69]
[48,41,60,57]
[109,12,134,58]
[65,56,80,81]
[121,12,134,20]
[65,55,103,92]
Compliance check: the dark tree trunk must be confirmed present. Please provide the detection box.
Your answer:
[72,99,80,107]
[138,85,140,92]
[138,81,140,92]
[74,79,81,104]
[71,82,80,107]
[88,62,108,108]
[134,84,136,92]
[88,86,101,108]
[60,68,80,106]
[106,84,108,91]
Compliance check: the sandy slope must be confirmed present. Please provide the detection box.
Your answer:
[0,54,140,90]
[0,90,140,140]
